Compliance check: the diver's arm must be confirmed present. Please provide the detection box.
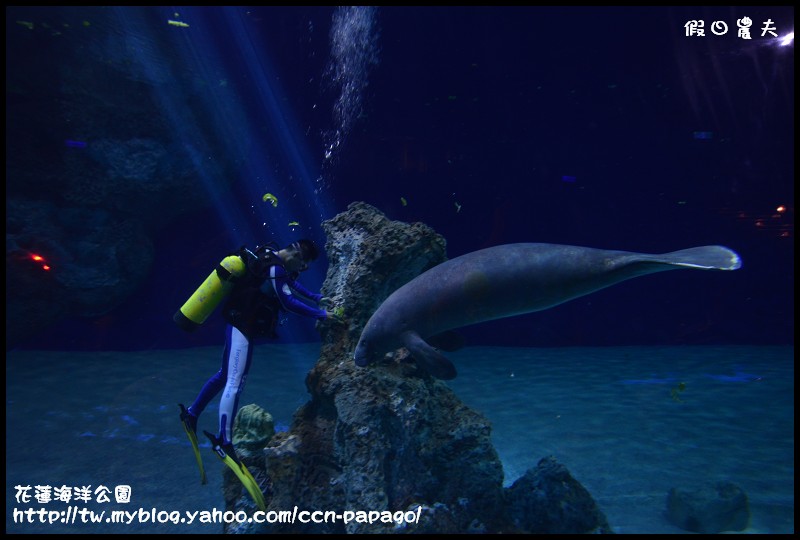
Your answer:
[270,267,327,320]
[287,278,323,304]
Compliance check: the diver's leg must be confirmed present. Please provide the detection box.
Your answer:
[179,325,240,486]
[218,325,254,444]
[186,326,235,420]
[201,326,264,508]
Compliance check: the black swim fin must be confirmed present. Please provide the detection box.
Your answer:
[179,404,207,485]
[203,431,266,511]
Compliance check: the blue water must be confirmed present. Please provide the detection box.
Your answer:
[6,9,792,535]
[6,344,793,533]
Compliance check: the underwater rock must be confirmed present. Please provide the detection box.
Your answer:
[221,404,276,533]
[317,200,448,347]
[505,456,613,534]
[6,199,154,348]
[5,16,240,349]
[225,202,610,533]
[666,481,750,533]
[233,403,275,455]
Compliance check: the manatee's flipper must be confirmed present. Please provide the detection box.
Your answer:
[203,431,266,511]
[179,404,207,485]
[403,331,457,380]
[659,246,742,271]
[426,330,465,352]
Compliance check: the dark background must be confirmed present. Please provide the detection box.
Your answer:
[7,6,794,350]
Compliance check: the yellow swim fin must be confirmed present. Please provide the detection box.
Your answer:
[203,431,266,511]
[179,404,207,485]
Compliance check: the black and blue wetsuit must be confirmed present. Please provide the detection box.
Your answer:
[185,250,326,445]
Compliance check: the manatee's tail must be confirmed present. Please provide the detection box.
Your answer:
[660,246,742,271]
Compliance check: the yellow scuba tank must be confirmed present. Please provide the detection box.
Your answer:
[173,254,248,332]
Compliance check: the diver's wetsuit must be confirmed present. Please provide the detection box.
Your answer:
[186,253,326,445]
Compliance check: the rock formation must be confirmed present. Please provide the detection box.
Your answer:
[224,202,611,534]
[6,9,239,348]
[506,456,612,534]
[666,481,750,533]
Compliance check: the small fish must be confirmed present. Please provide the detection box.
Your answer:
[400,197,408,206]
[168,20,189,28]
[670,381,687,402]
[262,193,278,207]
[288,221,300,227]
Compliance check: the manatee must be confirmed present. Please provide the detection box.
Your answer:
[354,243,741,379]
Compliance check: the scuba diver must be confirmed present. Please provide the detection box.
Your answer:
[175,239,341,510]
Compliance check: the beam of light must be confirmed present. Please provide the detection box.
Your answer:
[131,6,339,344]
[218,7,334,245]
[108,6,249,243]
[156,6,336,254]
[107,7,333,251]
[105,7,358,345]
[107,7,371,251]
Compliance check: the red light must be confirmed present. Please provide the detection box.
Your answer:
[27,252,52,271]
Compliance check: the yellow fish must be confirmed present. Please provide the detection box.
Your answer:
[262,193,278,207]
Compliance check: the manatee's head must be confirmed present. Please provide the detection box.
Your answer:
[353,336,377,367]
[354,320,397,367]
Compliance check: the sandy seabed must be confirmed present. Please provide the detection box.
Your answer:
[6,344,793,534]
